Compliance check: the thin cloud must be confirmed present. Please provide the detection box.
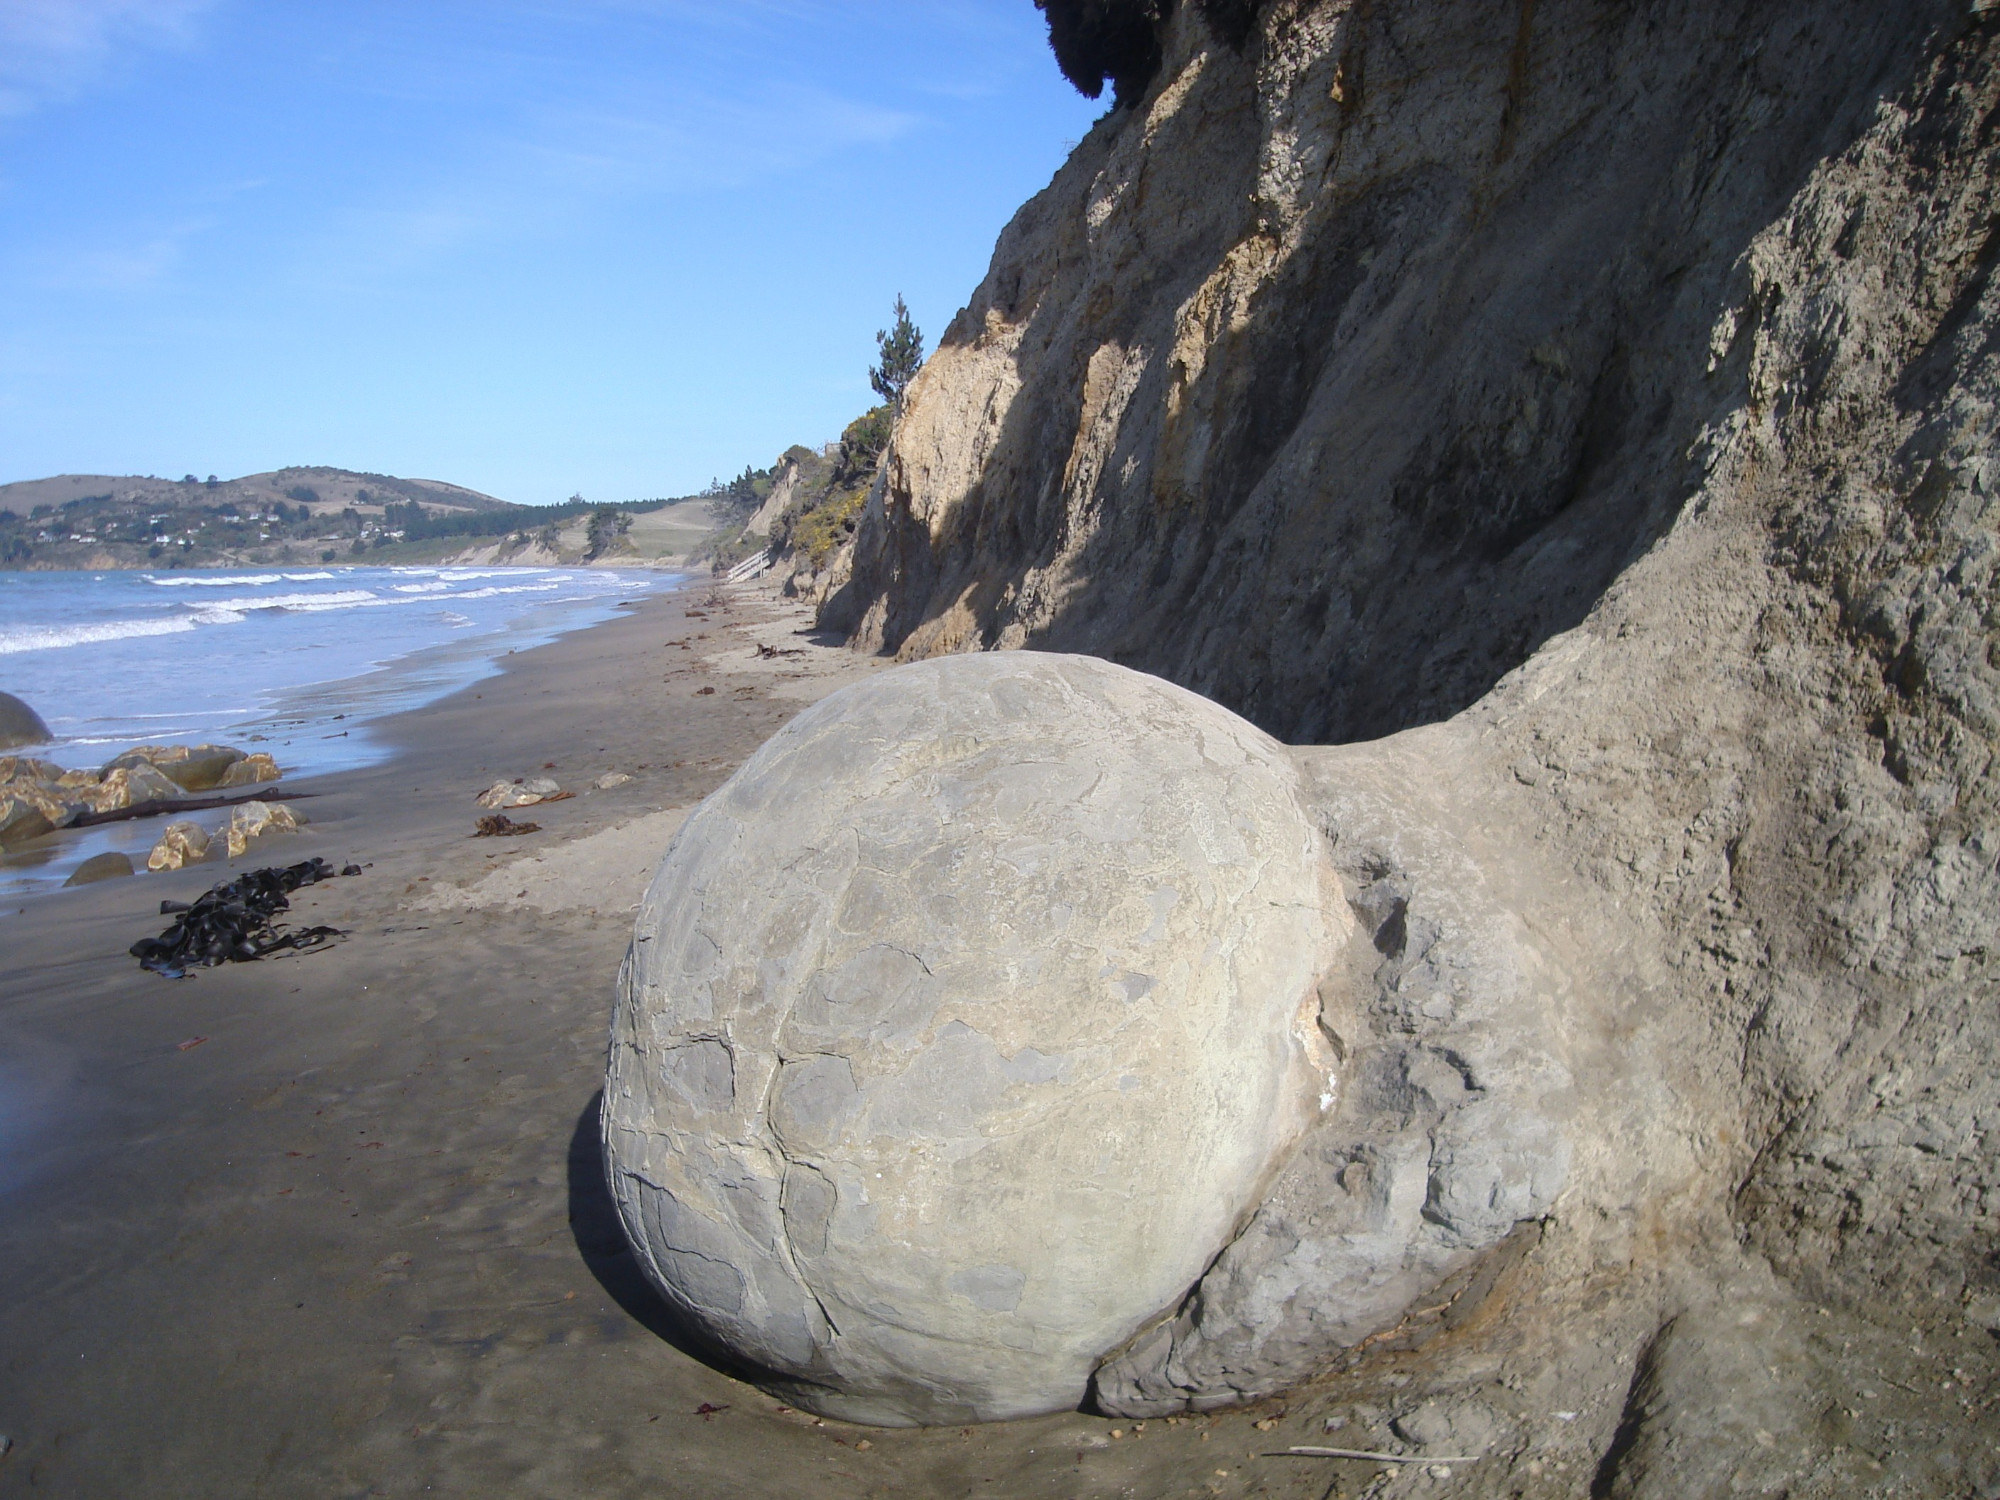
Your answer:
[521,83,919,194]
[295,79,919,288]
[0,0,217,118]
[44,225,206,291]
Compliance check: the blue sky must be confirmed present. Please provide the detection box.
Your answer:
[0,1,1100,504]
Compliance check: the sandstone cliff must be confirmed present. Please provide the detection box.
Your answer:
[822,1,2000,1491]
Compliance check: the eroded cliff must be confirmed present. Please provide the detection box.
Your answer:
[820,1,2000,1491]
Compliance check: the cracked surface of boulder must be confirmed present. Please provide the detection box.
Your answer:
[603,652,1344,1425]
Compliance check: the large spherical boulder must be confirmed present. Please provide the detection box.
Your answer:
[603,652,1345,1425]
[0,692,50,751]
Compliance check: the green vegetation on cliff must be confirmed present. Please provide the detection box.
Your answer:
[770,407,890,569]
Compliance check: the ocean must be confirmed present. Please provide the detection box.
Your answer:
[0,564,680,898]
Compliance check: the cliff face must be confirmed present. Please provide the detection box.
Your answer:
[825,1,2000,1488]
[829,0,1970,741]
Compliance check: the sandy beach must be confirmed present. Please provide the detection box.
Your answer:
[0,584,1356,1499]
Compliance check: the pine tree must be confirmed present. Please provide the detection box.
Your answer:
[869,295,925,409]
[585,506,630,560]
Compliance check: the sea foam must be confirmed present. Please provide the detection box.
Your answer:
[0,617,200,654]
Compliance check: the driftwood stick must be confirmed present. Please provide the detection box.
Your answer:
[1282,1447,1483,1463]
[70,789,317,829]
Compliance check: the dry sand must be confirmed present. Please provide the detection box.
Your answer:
[0,582,1360,1499]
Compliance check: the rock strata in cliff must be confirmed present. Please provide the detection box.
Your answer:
[813,1,2000,1488]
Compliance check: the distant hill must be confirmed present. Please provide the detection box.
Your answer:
[0,466,514,521]
[0,466,539,570]
[0,466,727,570]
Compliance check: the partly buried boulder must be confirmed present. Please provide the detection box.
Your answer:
[0,756,64,784]
[106,744,275,792]
[167,744,248,790]
[114,744,238,791]
[216,752,280,788]
[225,799,304,858]
[147,820,212,872]
[603,653,1346,1426]
[0,780,88,843]
[65,851,135,886]
[477,776,561,809]
[0,793,57,847]
[85,763,186,814]
[0,692,50,750]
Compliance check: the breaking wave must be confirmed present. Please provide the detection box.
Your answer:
[0,617,200,654]
[0,606,253,655]
[198,590,381,612]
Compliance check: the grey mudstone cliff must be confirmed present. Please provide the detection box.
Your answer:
[793,0,2000,1488]
[1091,733,1572,1414]
[605,652,1365,1424]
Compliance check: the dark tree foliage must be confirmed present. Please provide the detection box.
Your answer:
[705,464,772,514]
[841,406,893,468]
[1033,0,1168,104]
[1033,0,1271,104]
[585,505,632,559]
[870,295,926,409]
[373,495,604,546]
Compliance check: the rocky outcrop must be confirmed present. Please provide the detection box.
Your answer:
[743,457,802,538]
[763,415,891,604]
[813,0,2000,1481]
[0,742,284,846]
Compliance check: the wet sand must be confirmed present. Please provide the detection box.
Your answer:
[0,583,1339,1499]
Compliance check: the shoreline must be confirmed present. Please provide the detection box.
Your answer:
[0,564,684,896]
[0,554,691,573]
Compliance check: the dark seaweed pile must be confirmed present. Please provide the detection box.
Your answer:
[130,857,357,977]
